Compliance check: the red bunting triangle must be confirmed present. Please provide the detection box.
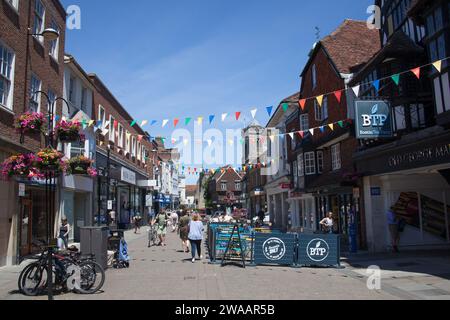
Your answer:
[174,119,179,127]
[235,112,241,121]
[297,131,304,139]
[334,91,342,103]
[411,67,421,79]
[299,99,306,111]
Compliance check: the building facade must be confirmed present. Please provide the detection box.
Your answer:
[350,0,450,252]
[0,0,66,266]
[207,166,244,213]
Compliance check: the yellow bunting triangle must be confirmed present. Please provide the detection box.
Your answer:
[316,95,324,107]
[328,123,334,131]
[88,120,95,127]
[433,60,442,73]
[198,117,203,125]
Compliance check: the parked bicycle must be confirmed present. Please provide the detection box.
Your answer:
[18,244,105,296]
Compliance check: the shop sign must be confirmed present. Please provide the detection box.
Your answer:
[280,183,292,189]
[388,143,450,168]
[254,233,296,266]
[297,234,340,267]
[121,167,136,185]
[18,183,25,197]
[355,101,393,139]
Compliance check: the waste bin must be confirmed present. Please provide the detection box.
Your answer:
[80,226,109,269]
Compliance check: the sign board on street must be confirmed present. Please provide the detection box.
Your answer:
[254,233,296,266]
[355,100,393,139]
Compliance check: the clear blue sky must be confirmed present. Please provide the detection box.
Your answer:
[61,0,373,183]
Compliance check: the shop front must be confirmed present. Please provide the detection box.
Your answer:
[356,131,450,252]
[287,191,316,233]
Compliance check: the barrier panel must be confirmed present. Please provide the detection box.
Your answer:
[253,233,296,266]
[297,234,341,268]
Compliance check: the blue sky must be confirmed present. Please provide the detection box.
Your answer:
[61,0,373,183]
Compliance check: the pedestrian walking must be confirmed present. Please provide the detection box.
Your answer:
[133,214,142,234]
[170,211,179,233]
[387,209,401,253]
[188,214,204,263]
[57,218,70,251]
[153,209,169,246]
[319,212,334,234]
[178,210,190,253]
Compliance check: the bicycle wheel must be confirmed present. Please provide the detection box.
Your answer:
[19,262,48,296]
[76,261,105,294]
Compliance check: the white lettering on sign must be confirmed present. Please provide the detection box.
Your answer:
[361,114,388,127]
[121,167,136,185]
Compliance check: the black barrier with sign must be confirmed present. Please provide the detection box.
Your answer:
[297,234,341,268]
[253,233,296,266]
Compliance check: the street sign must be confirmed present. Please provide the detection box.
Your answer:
[355,100,393,139]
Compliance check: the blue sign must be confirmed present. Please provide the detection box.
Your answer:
[371,187,381,196]
[297,234,340,267]
[254,233,296,266]
[355,101,393,139]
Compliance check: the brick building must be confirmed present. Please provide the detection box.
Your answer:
[89,74,156,229]
[287,20,380,246]
[0,0,66,266]
[207,166,244,211]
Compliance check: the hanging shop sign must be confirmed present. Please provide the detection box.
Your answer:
[297,234,341,267]
[355,101,393,139]
[121,167,136,185]
[254,233,296,266]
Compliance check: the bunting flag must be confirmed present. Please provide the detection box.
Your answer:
[228,139,234,146]
[235,112,241,121]
[251,109,258,119]
[297,131,304,139]
[338,120,344,128]
[81,119,87,129]
[282,103,289,112]
[183,139,188,146]
[309,128,315,136]
[89,120,95,127]
[391,74,400,86]
[372,79,380,92]
[433,60,442,73]
[328,123,334,131]
[151,120,157,126]
[104,121,110,129]
[162,119,169,128]
[352,85,360,97]
[221,113,228,122]
[316,95,324,107]
[299,99,306,110]
[334,91,342,103]
[197,117,203,125]
[209,115,215,124]
[96,120,102,127]
[319,126,325,133]
[174,119,179,127]
[288,132,294,140]
[185,118,192,126]
[54,115,60,122]
[206,139,212,147]
[141,120,148,127]
[266,106,273,117]
[114,120,119,129]
[171,138,177,144]
[137,135,144,142]
[240,138,245,145]
[411,67,421,79]
[130,120,136,127]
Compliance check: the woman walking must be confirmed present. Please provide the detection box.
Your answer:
[57,218,70,251]
[188,214,204,263]
[152,209,169,246]
[178,211,190,253]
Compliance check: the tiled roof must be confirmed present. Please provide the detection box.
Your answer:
[320,19,381,74]
[185,185,197,197]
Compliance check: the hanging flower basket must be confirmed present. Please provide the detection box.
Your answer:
[0,153,44,180]
[34,148,66,174]
[16,112,45,134]
[55,120,85,143]
[66,155,97,177]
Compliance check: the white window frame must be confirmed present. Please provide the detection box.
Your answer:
[47,89,56,127]
[297,154,304,177]
[0,42,15,110]
[137,142,141,160]
[304,152,316,175]
[118,123,124,148]
[49,20,60,61]
[331,144,341,171]
[29,74,41,112]
[235,181,241,191]
[109,115,115,142]
[314,100,322,121]
[69,76,76,104]
[300,113,309,131]
[33,0,45,44]
[317,150,324,174]
[221,181,227,191]
[125,131,130,153]
[98,105,105,123]
[131,136,136,157]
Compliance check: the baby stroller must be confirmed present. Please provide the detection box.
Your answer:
[108,230,130,269]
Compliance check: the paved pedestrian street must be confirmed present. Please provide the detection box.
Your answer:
[1,229,450,300]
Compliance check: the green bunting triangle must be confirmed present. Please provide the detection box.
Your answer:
[282,103,289,112]
[185,118,192,125]
[338,121,344,128]
[391,74,400,86]
[130,120,136,127]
